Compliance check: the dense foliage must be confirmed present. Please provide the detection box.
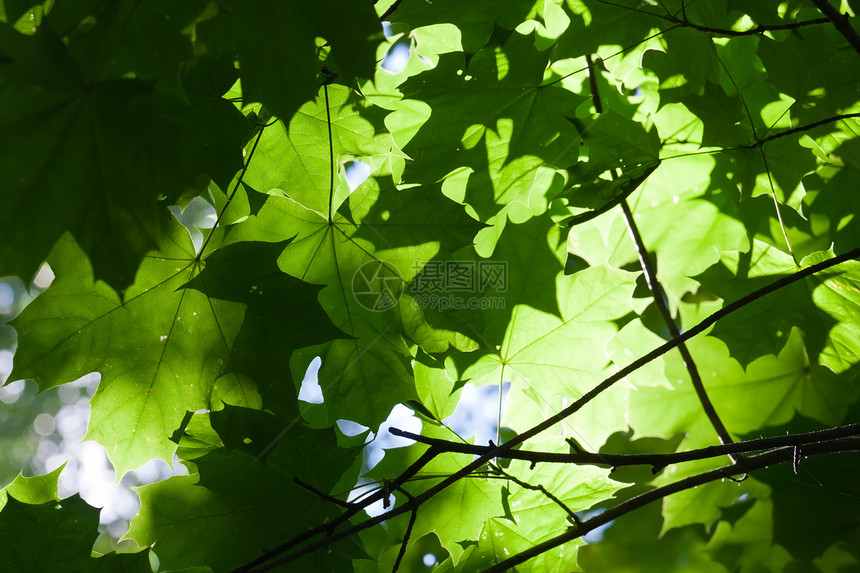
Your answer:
[2,0,860,571]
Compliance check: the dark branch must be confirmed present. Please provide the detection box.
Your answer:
[595,0,829,36]
[379,0,404,21]
[491,462,581,525]
[752,112,860,146]
[389,424,860,469]
[585,54,603,114]
[293,477,354,509]
[808,0,860,54]
[389,483,417,573]
[484,436,860,572]
[679,17,829,36]
[619,199,736,453]
[232,447,441,572]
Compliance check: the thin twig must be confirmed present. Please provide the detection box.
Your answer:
[593,0,828,36]
[293,477,354,509]
[619,199,736,454]
[679,17,829,36]
[392,508,418,573]
[388,483,417,573]
[749,112,860,147]
[587,54,732,450]
[490,462,581,525]
[585,54,603,114]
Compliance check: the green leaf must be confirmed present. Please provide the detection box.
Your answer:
[412,349,462,422]
[10,222,262,476]
[216,0,382,122]
[243,83,399,216]
[184,240,343,413]
[628,333,857,453]
[2,2,860,571]
[462,257,637,406]
[366,424,506,564]
[390,31,585,234]
[578,503,723,573]
[0,488,152,572]
[696,241,860,375]
[642,27,721,99]
[459,517,582,572]
[228,182,481,427]
[0,464,63,507]
[756,452,860,565]
[556,0,667,60]
[388,0,539,53]
[60,0,208,84]
[128,419,361,572]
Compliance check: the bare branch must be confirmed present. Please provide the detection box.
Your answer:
[619,199,736,455]
[808,0,860,54]
[484,436,860,572]
[490,462,581,525]
[389,424,860,470]
[293,476,355,509]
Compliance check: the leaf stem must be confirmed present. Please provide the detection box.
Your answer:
[198,124,269,258]
[324,83,335,224]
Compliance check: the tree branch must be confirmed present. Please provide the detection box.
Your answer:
[752,112,860,147]
[234,248,860,572]
[231,447,442,572]
[389,424,860,470]
[293,476,355,509]
[808,0,860,54]
[490,462,581,525]
[678,17,829,36]
[619,199,736,454]
[388,483,417,573]
[484,436,860,572]
[379,0,404,21]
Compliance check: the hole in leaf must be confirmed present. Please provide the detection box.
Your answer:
[344,160,372,191]
[298,356,324,404]
[382,40,410,73]
[336,419,369,436]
